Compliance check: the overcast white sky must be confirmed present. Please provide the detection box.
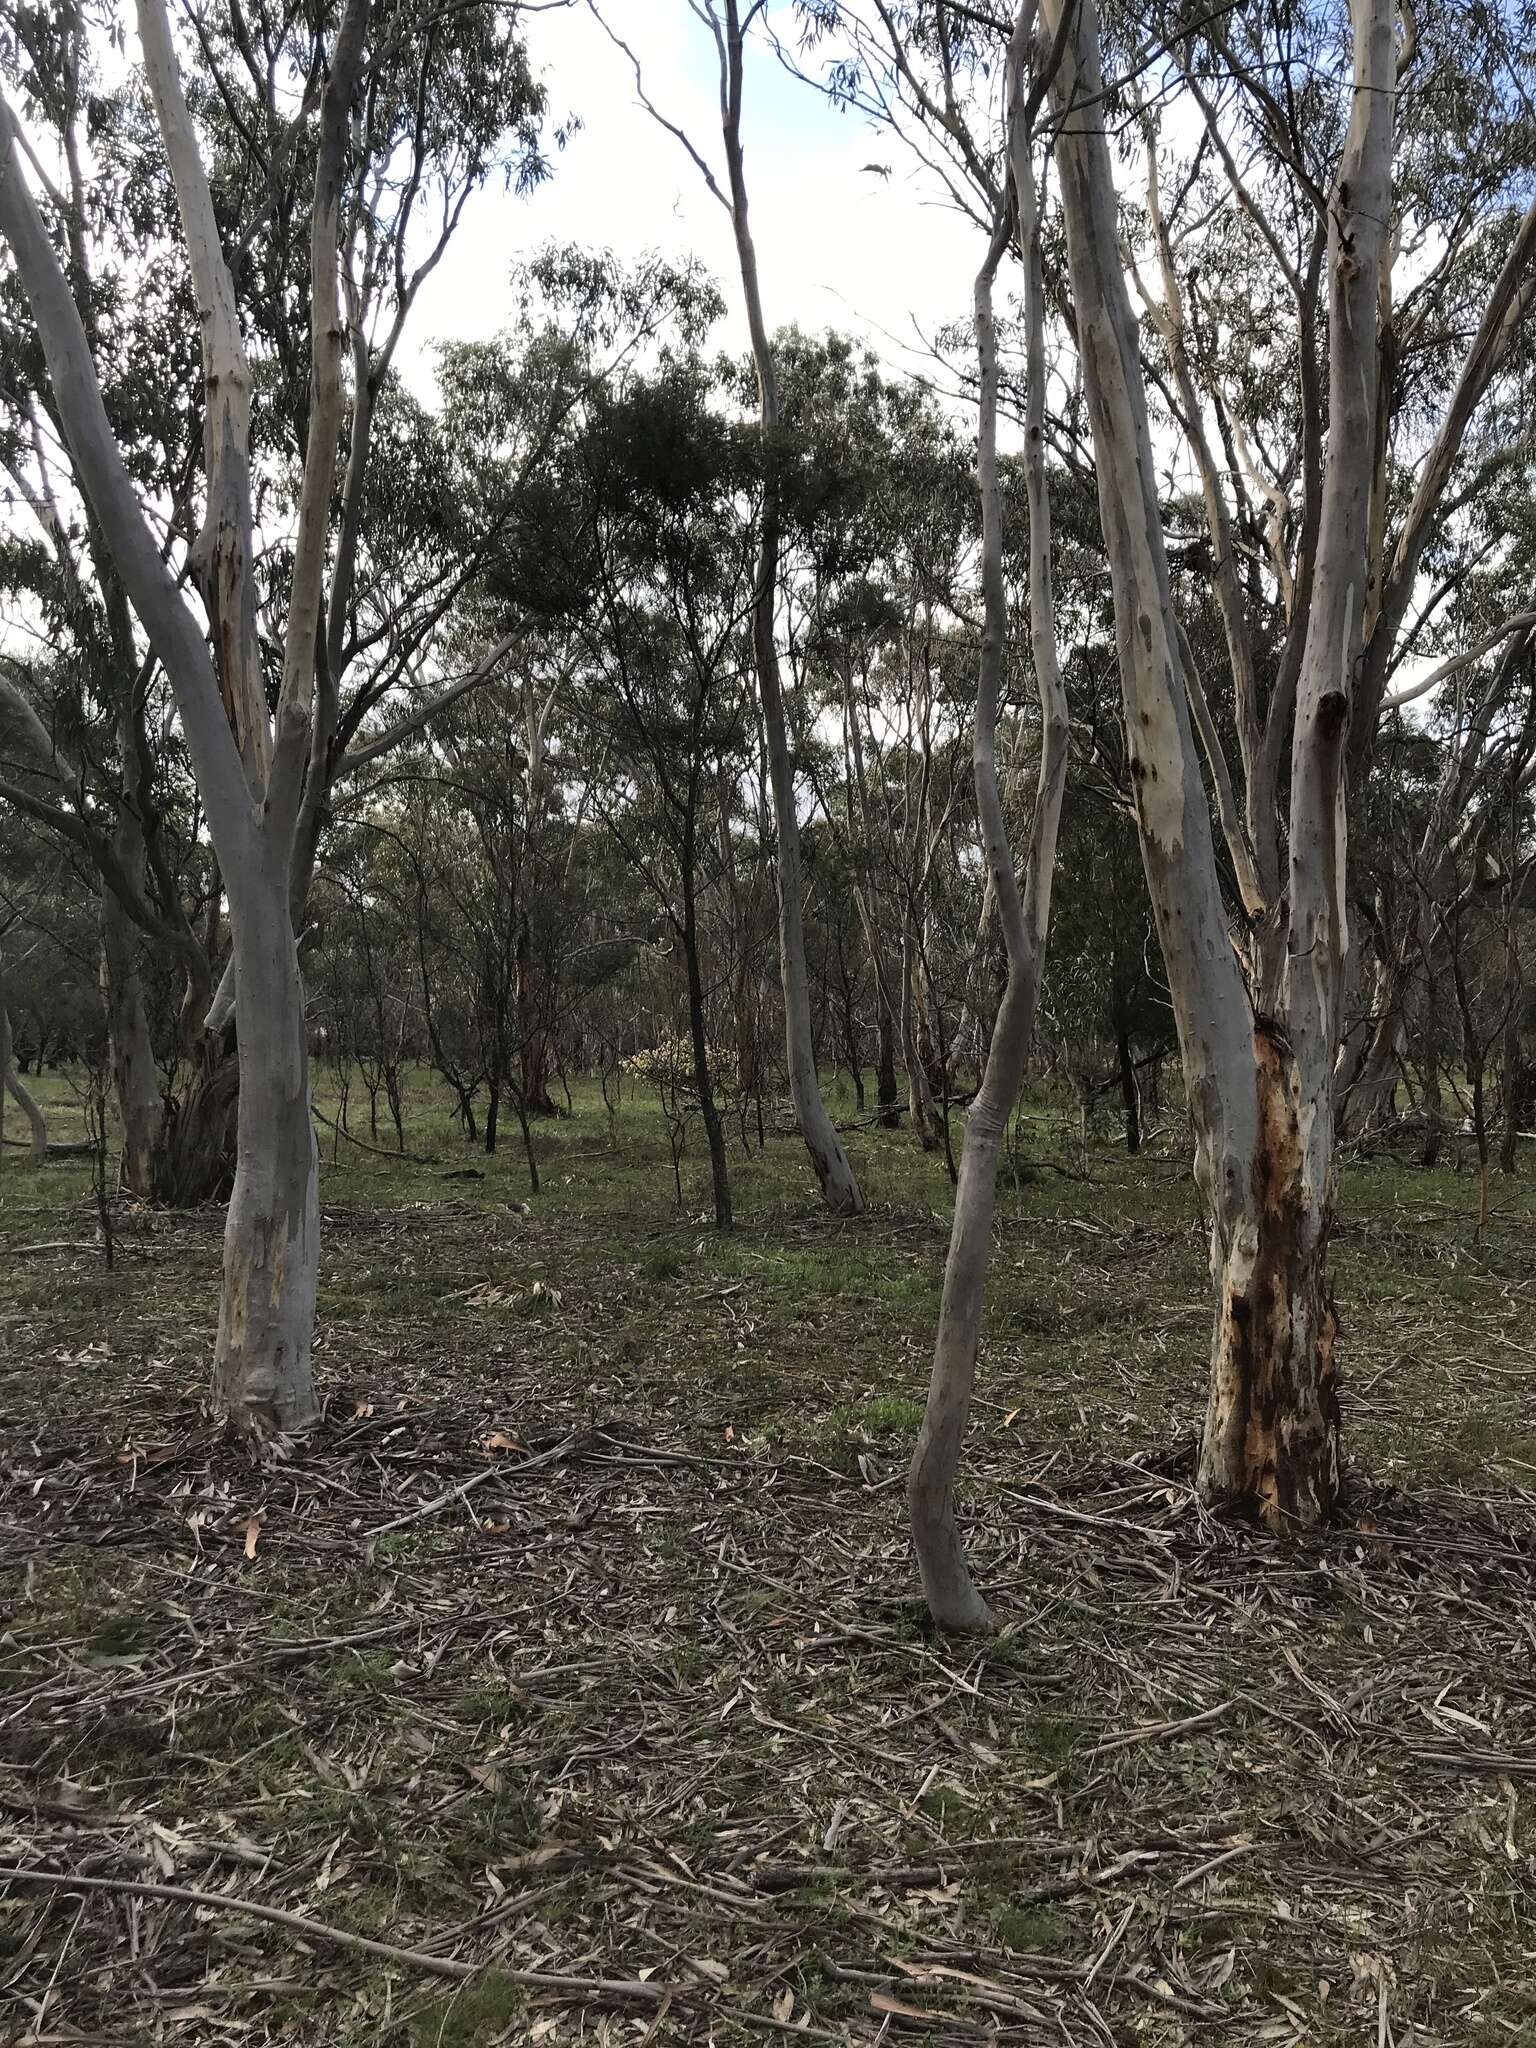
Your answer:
[411,1,981,388]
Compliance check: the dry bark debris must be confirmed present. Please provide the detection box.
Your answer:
[1,1192,1534,2044]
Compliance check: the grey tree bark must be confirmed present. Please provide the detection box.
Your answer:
[1041,0,1394,1524]
[0,0,368,1442]
[909,3,1069,1630]
[211,836,322,1434]
[714,0,864,1216]
[1222,0,1395,1518]
[100,883,161,1198]
[1,999,48,1165]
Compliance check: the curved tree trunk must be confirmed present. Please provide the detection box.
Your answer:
[909,21,1069,1630]
[1,1004,48,1163]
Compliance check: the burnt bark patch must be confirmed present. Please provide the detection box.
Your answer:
[1199,1024,1342,1529]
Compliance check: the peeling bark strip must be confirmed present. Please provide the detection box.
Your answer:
[909,3,1069,1633]
[1198,1026,1341,1522]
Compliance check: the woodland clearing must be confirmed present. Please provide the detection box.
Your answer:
[3,1073,1535,2046]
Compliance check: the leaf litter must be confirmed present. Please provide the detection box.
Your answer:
[2,1155,1535,2044]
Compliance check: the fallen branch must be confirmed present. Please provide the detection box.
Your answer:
[1,1138,96,1157]
[0,1865,476,1981]
[1083,1699,1234,1758]
[0,1865,852,2039]
[365,1432,581,1547]
[310,1103,437,1165]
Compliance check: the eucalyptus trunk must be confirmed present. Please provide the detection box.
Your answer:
[0,0,367,1446]
[1,1003,48,1164]
[909,9,1068,1631]
[212,852,321,1437]
[719,0,863,1217]
[1199,0,1392,1520]
[1043,0,1393,1525]
[100,882,162,1198]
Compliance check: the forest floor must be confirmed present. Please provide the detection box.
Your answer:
[3,1071,1536,2047]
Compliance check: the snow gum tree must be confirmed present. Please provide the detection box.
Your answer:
[1,0,564,1438]
[817,0,1534,1528]
[1039,0,1395,1524]
[0,0,370,1439]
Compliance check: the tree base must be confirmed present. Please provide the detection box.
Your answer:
[153,1055,239,1206]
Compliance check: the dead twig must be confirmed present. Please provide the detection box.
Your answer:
[0,1865,478,1980]
[310,1103,438,1165]
[364,1432,581,1547]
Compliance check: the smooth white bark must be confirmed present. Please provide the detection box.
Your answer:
[0,4,368,1441]
[1043,0,1392,1525]
[137,0,272,789]
[213,847,321,1436]
[909,7,1069,1631]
